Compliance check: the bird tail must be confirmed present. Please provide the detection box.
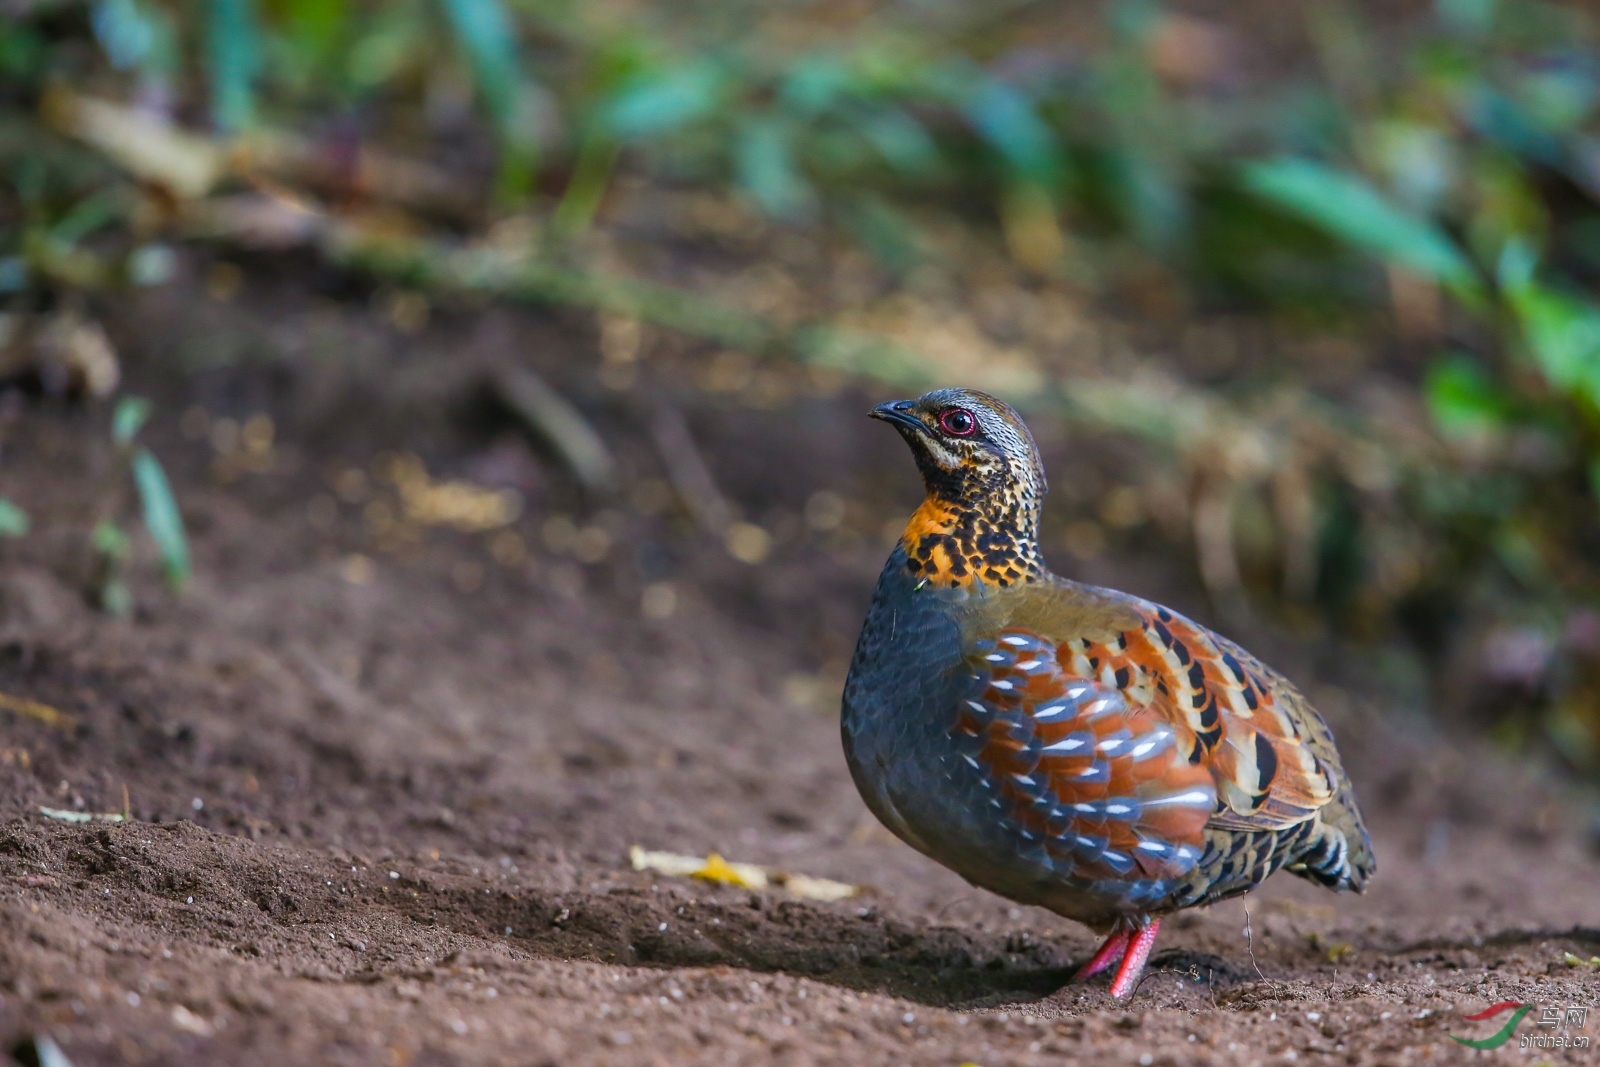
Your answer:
[1288,803,1375,892]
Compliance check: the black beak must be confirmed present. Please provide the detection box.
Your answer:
[870,400,927,434]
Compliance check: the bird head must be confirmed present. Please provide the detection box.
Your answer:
[871,388,1049,588]
[871,388,1047,503]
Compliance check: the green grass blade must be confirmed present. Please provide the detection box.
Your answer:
[1425,355,1509,438]
[206,0,261,133]
[440,0,520,132]
[439,0,541,198]
[602,60,725,141]
[132,447,191,589]
[959,78,1063,183]
[0,499,29,538]
[112,395,152,447]
[92,519,130,559]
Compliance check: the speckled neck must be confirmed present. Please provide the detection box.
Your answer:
[898,470,1046,590]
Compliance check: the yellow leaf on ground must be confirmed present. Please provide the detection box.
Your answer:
[693,852,767,890]
[628,846,856,901]
[0,692,74,730]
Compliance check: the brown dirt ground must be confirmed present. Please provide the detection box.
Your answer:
[0,271,1597,1066]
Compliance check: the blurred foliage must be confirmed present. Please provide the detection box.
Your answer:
[2,0,1600,770]
[0,498,29,538]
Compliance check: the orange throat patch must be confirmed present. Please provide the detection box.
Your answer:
[899,494,1044,590]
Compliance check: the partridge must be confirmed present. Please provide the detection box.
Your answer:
[842,388,1374,998]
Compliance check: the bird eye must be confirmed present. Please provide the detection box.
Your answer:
[938,408,977,436]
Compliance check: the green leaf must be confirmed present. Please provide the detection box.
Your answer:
[206,0,261,133]
[0,24,47,81]
[551,127,620,235]
[1498,242,1600,408]
[112,396,153,447]
[101,578,133,619]
[736,118,814,219]
[779,54,851,116]
[1241,157,1482,301]
[440,0,521,132]
[92,519,130,559]
[602,61,725,141]
[0,499,28,538]
[440,0,544,198]
[1425,355,1509,438]
[132,448,191,589]
[282,0,348,68]
[347,6,424,89]
[91,0,176,80]
[852,107,940,176]
[92,0,158,70]
[959,79,1063,183]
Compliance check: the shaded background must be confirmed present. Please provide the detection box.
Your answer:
[7,0,1600,775]
[1,0,1600,1063]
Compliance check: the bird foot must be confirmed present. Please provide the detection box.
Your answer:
[1071,921,1162,998]
[1072,930,1131,981]
[1107,919,1161,999]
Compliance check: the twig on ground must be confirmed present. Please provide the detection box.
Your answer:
[1242,903,1290,999]
[648,405,736,535]
[1131,962,1202,998]
[492,366,616,491]
[1244,905,1266,981]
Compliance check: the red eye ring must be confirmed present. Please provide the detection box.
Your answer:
[939,408,977,436]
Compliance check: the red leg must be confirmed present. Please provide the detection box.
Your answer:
[1108,919,1161,999]
[1072,929,1130,981]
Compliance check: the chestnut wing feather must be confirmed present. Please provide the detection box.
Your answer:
[956,583,1345,848]
[955,629,1217,900]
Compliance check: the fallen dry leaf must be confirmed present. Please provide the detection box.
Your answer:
[0,691,74,730]
[43,88,225,199]
[628,846,856,901]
